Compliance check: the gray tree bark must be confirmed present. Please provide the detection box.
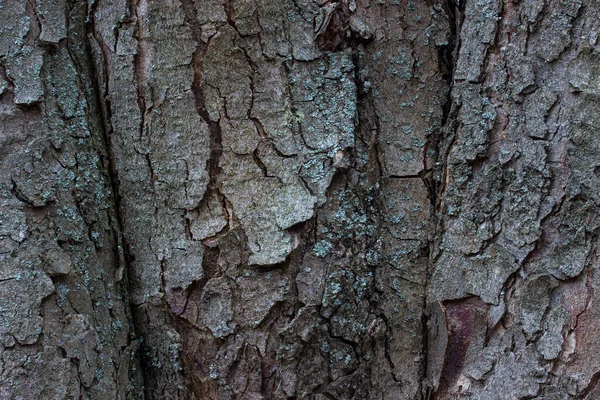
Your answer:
[1,0,599,398]
[0,0,143,398]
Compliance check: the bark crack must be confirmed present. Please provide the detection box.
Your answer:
[423,0,462,397]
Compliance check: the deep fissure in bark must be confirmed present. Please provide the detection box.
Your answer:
[421,0,461,397]
[69,0,139,337]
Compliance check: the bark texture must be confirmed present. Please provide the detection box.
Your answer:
[92,0,448,398]
[0,0,143,397]
[0,0,599,398]
[427,0,600,398]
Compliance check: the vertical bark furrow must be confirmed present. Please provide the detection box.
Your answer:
[96,0,452,397]
[0,0,144,397]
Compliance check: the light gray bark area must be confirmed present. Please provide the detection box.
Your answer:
[427,0,600,398]
[92,0,449,397]
[0,0,143,398]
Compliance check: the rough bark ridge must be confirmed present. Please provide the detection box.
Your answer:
[91,0,449,397]
[1,0,599,398]
[0,0,143,397]
[427,0,600,398]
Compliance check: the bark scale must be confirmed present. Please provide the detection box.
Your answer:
[0,0,143,397]
[427,0,600,398]
[0,0,599,399]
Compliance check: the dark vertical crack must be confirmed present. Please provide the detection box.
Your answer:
[179,0,222,193]
[179,0,229,314]
[66,0,145,392]
[24,0,42,45]
[224,0,238,33]
[133,13,149,141]
[422,0,461,398]
[69,0,128,303]
[193,74,223,193]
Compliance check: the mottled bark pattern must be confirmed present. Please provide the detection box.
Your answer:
[1,0,600,398]
[427,0,600,398]
[93,0,449,397]
[0,0,143,397]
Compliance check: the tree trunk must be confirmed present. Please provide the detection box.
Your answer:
[1,0,599,398]
[0,0,143,398]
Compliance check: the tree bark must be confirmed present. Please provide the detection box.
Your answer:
[1,0,599,399]
[0,0,143,398]
[427,0,600,398]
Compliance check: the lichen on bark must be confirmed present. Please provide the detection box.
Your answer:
[3,0,600,398]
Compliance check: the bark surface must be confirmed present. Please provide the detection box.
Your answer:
[427,0,600,398]
[0,0,599,398]
[0,0,143,397]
